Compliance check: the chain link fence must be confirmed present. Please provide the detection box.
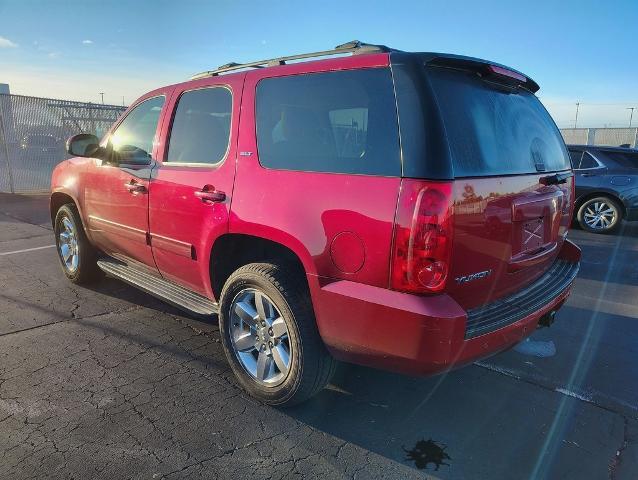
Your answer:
[0,93,126,193]
[560,127,638,148]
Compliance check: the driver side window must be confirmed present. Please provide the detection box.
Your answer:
[110,96,165,164]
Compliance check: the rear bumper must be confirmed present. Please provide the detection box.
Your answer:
[311,239,581,376]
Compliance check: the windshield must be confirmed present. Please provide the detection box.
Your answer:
[428,66,571,177]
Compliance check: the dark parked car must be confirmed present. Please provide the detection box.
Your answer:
[568,145,638,233]
[20,133,65,166]
[50,40,581,406]
[20,133,60,152]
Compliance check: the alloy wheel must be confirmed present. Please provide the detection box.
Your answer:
[229,288,292,387]
[583,200,616,230]
[58,216,79,273]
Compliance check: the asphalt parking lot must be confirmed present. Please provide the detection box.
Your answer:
[0,193,636,480]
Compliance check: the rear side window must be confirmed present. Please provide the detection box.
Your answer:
[569,150,583,168]
[428,67,570,177]
[600,151,638,169]
[167,87,232,164]
[255,68,400,176]
[579,152,600,169]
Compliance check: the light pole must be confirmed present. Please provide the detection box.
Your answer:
[99,92,104,104]
[627,107,635,128]
[574,102,580,129]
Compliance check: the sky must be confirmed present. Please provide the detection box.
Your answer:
[1,0,637,128]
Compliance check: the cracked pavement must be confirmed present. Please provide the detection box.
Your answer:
[0,193,637,479]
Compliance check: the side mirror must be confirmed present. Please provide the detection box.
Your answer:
[66,133,100,157]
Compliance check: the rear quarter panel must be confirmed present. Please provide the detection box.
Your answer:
[230,54,401,288]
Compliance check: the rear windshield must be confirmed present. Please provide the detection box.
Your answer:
[428,67,570,177]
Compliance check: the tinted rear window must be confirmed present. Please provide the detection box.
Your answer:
[569,150,583,168]
[599,150,638,169]
[428,67,570,177]
[167,87,232,164]
[579,152,600,169]
[256,68,400,176]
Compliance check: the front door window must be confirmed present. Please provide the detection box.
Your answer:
[110,96,165,164]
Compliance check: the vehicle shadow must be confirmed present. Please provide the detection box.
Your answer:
[84,276,221,330]
[71,276,468,474]
[617,220,638,238]
[568,221,638,286]
[0,193,52,228]
[284,358,562,477]
[0,287,227,371]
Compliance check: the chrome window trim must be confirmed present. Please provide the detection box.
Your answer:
[574,150,605,171]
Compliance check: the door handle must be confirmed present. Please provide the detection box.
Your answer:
[540,171,573,185]
[194,186,226,203]
[125,181,147,194]
[508,242,558,272]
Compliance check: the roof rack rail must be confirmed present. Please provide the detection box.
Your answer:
[190,40,390,80]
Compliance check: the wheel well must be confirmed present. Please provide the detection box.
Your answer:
[210,234,307,300]
[50,192,75,226]
[575,192,626,217]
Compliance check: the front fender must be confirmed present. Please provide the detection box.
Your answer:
[50,158,91,234]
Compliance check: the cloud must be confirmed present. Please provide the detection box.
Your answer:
[82,39,93,45]
[48,52,61,59]
[0,36,18,48]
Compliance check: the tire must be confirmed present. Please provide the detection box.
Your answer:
[218,262,336,406]
[576,196,622,234]
[54,204,102,284]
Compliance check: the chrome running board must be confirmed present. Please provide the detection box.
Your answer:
[97,256,218,317]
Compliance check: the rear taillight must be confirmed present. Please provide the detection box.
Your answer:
[391,180,454,294]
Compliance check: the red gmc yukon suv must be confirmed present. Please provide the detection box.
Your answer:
[50,41,581,406]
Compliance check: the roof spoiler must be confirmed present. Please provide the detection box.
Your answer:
[426,55,540,93]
